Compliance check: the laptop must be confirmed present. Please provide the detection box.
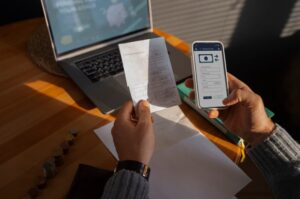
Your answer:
[41,0,191,113]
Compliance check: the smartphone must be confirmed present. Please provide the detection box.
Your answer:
[191,41,229,109]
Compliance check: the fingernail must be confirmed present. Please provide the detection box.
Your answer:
[207,111,214,118]
[141,100,150,108]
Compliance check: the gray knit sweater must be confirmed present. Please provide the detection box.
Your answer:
[101,124,300,199]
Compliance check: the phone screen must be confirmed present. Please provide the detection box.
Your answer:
[193,42,228,108]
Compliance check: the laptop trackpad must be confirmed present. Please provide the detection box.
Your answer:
[93,75,130,112]
[114,72,128,90]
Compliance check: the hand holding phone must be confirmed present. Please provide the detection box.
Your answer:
[191,41,229,109]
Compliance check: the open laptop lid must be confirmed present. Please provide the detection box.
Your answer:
[41,0,153,61]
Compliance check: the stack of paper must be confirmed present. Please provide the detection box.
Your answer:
[119,37,181,113]
[94,106,251,199]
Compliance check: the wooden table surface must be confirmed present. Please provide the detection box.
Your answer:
[0,18,243,199]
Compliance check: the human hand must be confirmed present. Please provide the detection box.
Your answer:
[112,100,155,165]
[185,73,275,146]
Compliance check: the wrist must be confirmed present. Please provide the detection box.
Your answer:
[119,155,150,165]
[115,160,151,180]
[248,119,275,146]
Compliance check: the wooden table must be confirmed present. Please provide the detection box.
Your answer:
[0,18,243,199]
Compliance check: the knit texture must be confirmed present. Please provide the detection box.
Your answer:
[247,124,300,199]
[101,169,149,199]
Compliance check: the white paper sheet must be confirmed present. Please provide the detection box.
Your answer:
[149,135,250,199]
[94,106,251,199]
[95,106,198,159]
[119,38,181,113]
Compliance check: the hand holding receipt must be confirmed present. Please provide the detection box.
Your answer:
[119,37,181,113]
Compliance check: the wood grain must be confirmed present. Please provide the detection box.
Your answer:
[0,18,243,199]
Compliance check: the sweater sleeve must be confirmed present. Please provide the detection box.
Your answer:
[101,169,149,199]
[247,124,300,199]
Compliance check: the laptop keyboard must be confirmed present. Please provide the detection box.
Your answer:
[76,49,123,82]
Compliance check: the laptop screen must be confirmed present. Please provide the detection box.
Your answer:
[43,0,150,55]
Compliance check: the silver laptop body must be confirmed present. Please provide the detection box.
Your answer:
[41,0,191,113]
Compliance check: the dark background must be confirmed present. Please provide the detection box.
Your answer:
[0,1,43,25]
[1,0,299,140]
[226,0,300,140]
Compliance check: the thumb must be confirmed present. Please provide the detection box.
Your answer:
[223,88,256,107]
[137,100,151,125]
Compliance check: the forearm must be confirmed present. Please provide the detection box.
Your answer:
[101,170,149,199]
[247,124,300,199]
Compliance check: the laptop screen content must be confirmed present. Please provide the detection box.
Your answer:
[43,0,150,55]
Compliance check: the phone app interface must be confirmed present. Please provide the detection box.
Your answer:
[193,43,227,107]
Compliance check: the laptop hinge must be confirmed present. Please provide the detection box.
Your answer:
[57,29,153,61]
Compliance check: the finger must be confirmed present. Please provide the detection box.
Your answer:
[223,88,255,107]
[189,91,195,100]
[207,109,219,119]
[117,101,134,121]
[185,78,194,88]
[137,100,152,125]
[227,73,252,92]
[151,116,154,123]
[207,108,228,121]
